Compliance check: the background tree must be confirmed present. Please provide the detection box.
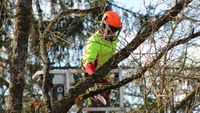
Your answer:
[7,0,32,113]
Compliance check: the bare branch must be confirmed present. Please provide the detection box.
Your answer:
[43,5,105,36]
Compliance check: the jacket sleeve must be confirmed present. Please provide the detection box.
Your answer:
[82,36,100,68]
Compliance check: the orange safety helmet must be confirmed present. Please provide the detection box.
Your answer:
[102,11,122,29]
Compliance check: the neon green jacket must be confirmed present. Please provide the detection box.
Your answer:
[82,31,117,70]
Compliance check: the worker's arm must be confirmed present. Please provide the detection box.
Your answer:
[82,36,100,75]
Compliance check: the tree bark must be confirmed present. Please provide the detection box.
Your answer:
[8,0,32,113]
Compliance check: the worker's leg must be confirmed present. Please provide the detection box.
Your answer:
[87,78,111,113]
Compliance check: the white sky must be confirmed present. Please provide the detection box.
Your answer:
[114,0,169,12]
[0,88,2,95]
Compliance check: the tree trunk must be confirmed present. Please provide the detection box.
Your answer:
[8,0,32,113]
[40,37,53,112]
[34,0,53,111]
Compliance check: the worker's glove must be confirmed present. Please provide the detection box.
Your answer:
[85,62,96,75]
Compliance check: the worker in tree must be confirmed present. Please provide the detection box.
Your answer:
[82,11,122,112]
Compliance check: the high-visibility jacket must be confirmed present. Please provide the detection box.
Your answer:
[82,31,117,71]
[82,31,117,105]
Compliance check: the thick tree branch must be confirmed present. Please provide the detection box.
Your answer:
[70,0,193,95]
[69,0,193,97]
[52,0,193,112]
[79,30,200,102]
